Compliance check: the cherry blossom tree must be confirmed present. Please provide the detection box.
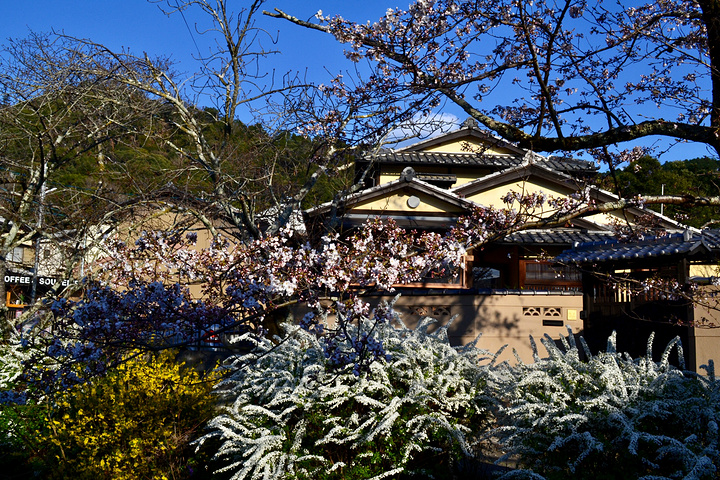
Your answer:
[269,0,719,156]
[0,0,394,339]
[22,182,642,392]
[265,0,720,237]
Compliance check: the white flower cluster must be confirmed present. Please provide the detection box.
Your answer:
[0,341,32,444]
[493,330,720,480]
[0,341,26,390]
[196,313,494,480]
[194,315,720,480]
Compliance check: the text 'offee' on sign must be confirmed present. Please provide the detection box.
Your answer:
[4,275,77,287]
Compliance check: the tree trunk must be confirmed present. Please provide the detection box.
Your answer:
[0,259,9,338]
[697,0,720,153]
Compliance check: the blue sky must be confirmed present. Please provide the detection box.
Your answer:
[0,1,458,141]
[0,0,462,146]
[0,1,392,80]
[0,1,714,162]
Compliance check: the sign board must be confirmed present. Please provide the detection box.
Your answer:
[4,275,77,287]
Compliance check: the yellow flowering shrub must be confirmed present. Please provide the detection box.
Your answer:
[38,351,218,480]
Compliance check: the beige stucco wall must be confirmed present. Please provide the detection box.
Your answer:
[85,209,233,299]
[690,264,720,278]
[365,292,584,365]
[462,179,642,227]
[422,138,517,155]
[354,191,466,214]
[454,173,490,187]
[117,210,222,251]
[583,210,639,227]
[692,286,720,373]
[464,179,579,220]
[379,166,491,187]
[692,326,720,374]
[465,178,570,207]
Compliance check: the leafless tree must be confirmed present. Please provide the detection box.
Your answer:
[0,33,164,331]
[50,0,401,242]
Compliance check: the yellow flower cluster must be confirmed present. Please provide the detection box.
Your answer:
[38,351,218,480]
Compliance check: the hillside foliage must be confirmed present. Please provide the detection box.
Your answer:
[601,156,720,227]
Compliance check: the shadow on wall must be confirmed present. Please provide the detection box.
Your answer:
[372,294,582,363]
[585,312,691,370]
[260,291,587,366]
[377,292,584,365]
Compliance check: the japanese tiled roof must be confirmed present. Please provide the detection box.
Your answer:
[416,172,458,183]
[304,168,475,217]
[500,229,616,246]
[554,229,720,264]
[360,151,596,174]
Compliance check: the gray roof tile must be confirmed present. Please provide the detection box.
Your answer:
[555,230,720,264]
[501,230,615,245]
[360,152,596,173]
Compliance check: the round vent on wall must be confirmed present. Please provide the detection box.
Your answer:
[407,195,420,209]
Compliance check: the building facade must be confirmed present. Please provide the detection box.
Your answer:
[305,118,683,362]
[556,230,720,372]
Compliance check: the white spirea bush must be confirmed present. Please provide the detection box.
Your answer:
[0,340,31,445]
[495,330,720,480]
[197,315,493,480]
[0,341,25,391]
